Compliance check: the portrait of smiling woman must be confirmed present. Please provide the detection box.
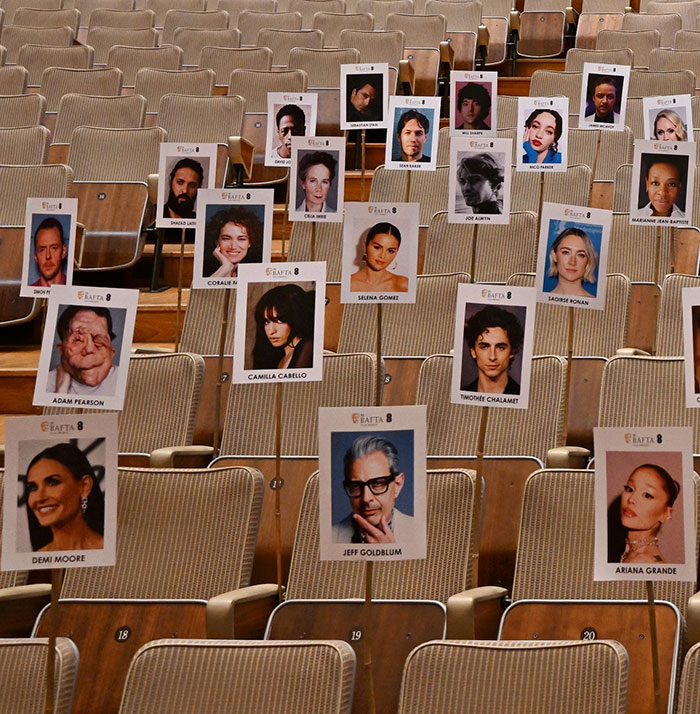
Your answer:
[202,205,264,279]
[350,222,409,293]
[24,442,104,552]
[545,226,599,298]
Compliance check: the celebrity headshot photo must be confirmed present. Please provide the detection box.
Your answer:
[162,157,206,220]
[635,153,689,219]
[331,432,415,544]
[346,73,383,124]
[460,304,525,395]
[391,108,433,163]
[583,74,624,125]
[28,215,70,288]
[46,304,123,396]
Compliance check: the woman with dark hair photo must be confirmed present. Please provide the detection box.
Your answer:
[350,222,409,293]
[522,108,563,164]
[203,205,264,278]
[24,442,104,551]
[608,463,680,563]
[252,284,315,370]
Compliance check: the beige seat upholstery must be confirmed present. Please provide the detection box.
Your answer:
[146,0,206,28]
[157,92,244,143]
[629,69,695,99]
[510,166,593,213]
[87,25,158,64]
[72,0,138,29]
[201,45,272,83]
[565,46,632,71]
[289,0,345,29]
[656,274,700,357]
[675,29,700,49]
[369,165,449,226]
[0,639,79,714]
[497,94,517,128]
[215,0,277,27]
[423,0,484,70]
[338,28,405,67]
[288,221,343,280]
[1,0,60,25]
[338,273,471,356]
[648,0,700,30]
[0,93,45,126]
[180,288,237,354]
[312,11,372,47]
[0,24,73,63]
[87,8,155,30]
[649,47,700,90]
[0,64,27,94]
[228,67,306,111]
[162,8,230,44]
[0,125,50,163]
[257,27,323,67]
[39,66,123,112]
[288,46,359,87]
[119,640,355,714]
[18,43,93,86]
[424,212,539,282]
[13,7,80,33]
[133,66,214,113]
[107,44,183,87]
[173,26,240,65]
[597,28,659,68]
[52,93,145,144]
[398,640,629,714]
[356,0,413,30]
[507,273,631,357]
[529,69,582,109]
[238,10,302,45]
[678,642,700,714]
[621,12,680,48]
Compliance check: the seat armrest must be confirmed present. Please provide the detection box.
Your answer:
[477,22,490,51]
[0,583,52,602]
[147,173,159,205]
[149,445,214,468]
[546,446,591,469]
[228,136,254,182]
[616,348,651,357]
[565,6,578,26]
[446,586,508,639]
[207,583,282,639]
[439,40,454,70]
[687,592,700,647]
[509,8,520,31]
[399,58,415,96]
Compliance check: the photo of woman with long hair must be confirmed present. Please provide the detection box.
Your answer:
[350,222,409,293]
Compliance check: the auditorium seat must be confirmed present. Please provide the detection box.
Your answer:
[18,44,93,88]
[13,7,81,34]
[424,0,483,70]
[288,221,343,280]
[355,0,413,31]
[289,0,346,29]
[174,26,240,66]
[87,25,158,65]
[215,0,277,27]
[0,92,45,127]
[39,66,123,119]
[68,125,165,271]
[529,69,581,109]
[0,124,50,163]
[416,354,569,589]
[238,10,302,45]
[107,44,183,87]
[674,29,700,49]
[118,639,356,714]
[596,28,659,68]
[146,0,206,29]
[180,289,237,354]
[0,638,79,713]
[338,28,405,70]
[0,64,26,94]
[478,0,511,66]
[510,165,593,213]
[72,0,138,40]
[564,46,632,71]
[202,45,271,87]
[162,8,230,45]
[516,2,567,60]
[629,68,695,97]
[1,0,61,25]
[678,642,700,714]
[649,48,700,91]
[397,639,629,714]
[34,465,265,714]
[575,11,625,49]
[134,66,215,116]
[257,27,324,68]
[1,24,74,64]
[312,11,373,48]
[655,274,700,357]
[621,12,680,49]
[87,7,155,31]
[648,1,700,31]
[424,211,539,282]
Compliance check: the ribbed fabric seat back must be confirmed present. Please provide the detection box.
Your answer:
[201,46,272,83]
[53,93,145,143]
[40,67,123,112]
[398,639,629,714]
[257,27,323,65]
[0,639,79,714]
[0,65,28,95]
[0,125,49,163]
[288,46,359,88]
[507,272,630,357]
[648,1,700,30]
[386,12,445,46]
[173,27,240,64]
[238,10,302,44]
[0,472,29,590]
[228,67,306,111]
[13,7,81,33]
[565,46,633,71]
[312,12,372,47]
[656,274,700,357]
[674,29,700,50]
[511,166,592,212]
[338,273,471,355]
[0,164,72,224]
[425,0,481,31]
[417,355,567,463]
[146,0,206,28]
[497,94,517,128]
[339,28,405,64]
[596,126,633,180]
[87,8,154,29]
[513,469,699,619]
[288,221,343,280]
[87,25,158,63]
[220,352,376,455]
[0,93,45,127]
[612,164,631,211]
[162,8,229,44]
[622,12,678,48]
[2,0,61,24]
[629,68,695,97]
[289,0,345,28]
[68,125,165,182]
[18,44,93,86]
[608,212,673,283]
[134,67,214,112]
[118,640,355,714]
[180,289,237,354]
[355,0,413,30]
[597,28,659,68]
[286,470,475,601]
[107,45,183,87]
[649,47,700,89]
[529,69,582,107]
[424,211,539,282]
[158,92,244,142]
[216,0,277,26]
[0,24,73,63]
[60,467,264,598]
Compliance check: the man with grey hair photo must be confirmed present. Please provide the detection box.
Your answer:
[333,434,413,543]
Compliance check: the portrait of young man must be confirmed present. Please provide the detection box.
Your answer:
[584,75,622,124]
[270,104,307,161]
[392,108,431,163]
[346,74,383,124]
[31,217,67,287]
[163,157,204,220]
[461,304,524,395]
[46,305,120,396]
[333,434,414,544]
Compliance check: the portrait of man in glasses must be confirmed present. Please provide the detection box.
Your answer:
[332,434,414,543]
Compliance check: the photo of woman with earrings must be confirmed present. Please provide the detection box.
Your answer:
[350,222,409,293]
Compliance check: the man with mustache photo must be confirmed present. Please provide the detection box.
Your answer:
[163,157,203,220]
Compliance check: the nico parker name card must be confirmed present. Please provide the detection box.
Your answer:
[535,202,611,311]
[20,197,78,298]
[33,285,138,411]
[318,405,427,562]
[340,202,419,304]
[1,413,118,571]
[516,96,569,173]
[451,283,536,409]
[232,261,326,384]
[156,142,218,229]
[450,70,498,138]
[594,426,695,582]
[192,188,273,289]
[681,286,700,408]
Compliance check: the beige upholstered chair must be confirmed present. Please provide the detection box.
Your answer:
[565,46,632,71]
[74,0,139,30]
[355,0,413,30]
[13,6,81,33]
[597,28,659,68]
[0,93,45,127]
[87,25,158,64]
[288,221,343,280]
[180,289,237,354]
[529,69,582,108]
[312,11,372,47]
[656,274,700,357]
[39,66,123,112]
[629,68,695,97]
[0,125,49,163]
[238,9,302,45]
[0,65,27,94]
[201,45,271,83]
[289,0,345,28]
[18,44,93,87]
[424,211,539,282]
[216,0,277,26]
[1,0,61,24]
[338,28,405,67]
[510,166,593,213]
[118,640,356,714]
[0,638,79,714]
[288,46,359,88]
[621,11,680,48]
[0,24,73,63]
[107,44,183,87]
[162,9,229,44]
[675,29,700,49]
[497,94,517,128]
[424,0,480,70]
[87,8,154,30]
[133,66,214,113]
[649,47,700,90]
[146,0,206,28]
[173,26,240,65]
[678,642,700,714]
[228,67,306,111]
[648,0,700,30]
[398,640,629,714]
[257,27,323,67]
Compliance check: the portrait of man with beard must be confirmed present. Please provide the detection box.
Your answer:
[163,157,204,220]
